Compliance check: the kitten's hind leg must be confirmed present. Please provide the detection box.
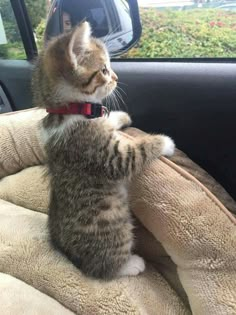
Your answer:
[118,255,145,277]
[108,111,132,130]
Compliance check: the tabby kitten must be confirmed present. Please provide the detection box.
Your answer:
[32,22,175,280]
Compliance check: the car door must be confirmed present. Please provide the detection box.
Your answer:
[0,0,235,200]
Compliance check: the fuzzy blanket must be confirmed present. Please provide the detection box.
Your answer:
[0,108,235,315]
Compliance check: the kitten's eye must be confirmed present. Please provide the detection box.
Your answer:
[101,66,109,75]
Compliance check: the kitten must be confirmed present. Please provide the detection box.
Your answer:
[32,22,175,280]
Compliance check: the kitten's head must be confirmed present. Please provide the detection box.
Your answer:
[39,22,118,105]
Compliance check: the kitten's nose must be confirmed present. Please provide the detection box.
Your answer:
[111,71,118,82]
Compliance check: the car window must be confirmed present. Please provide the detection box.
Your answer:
[37,0,236,59]
[125,0,236,58]
[15,0,236,59]
[0,0,25,59]
[24,0,48,51]
[0,0,49,59]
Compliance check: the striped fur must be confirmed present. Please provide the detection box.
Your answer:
[32,22,175,279]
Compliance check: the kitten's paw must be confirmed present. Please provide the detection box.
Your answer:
[118,255,145,277]
[108,111,132,130]
[161,135,175,157]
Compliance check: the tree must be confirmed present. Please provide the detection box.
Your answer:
[0,0,46,58]
[25,0,47,29]
[0,0,13,21]
[0,0,21,42]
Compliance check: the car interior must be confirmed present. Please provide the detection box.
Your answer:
[0,0,235,200]
[0,0,236,313]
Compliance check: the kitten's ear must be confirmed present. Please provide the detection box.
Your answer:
[68,21,92,68]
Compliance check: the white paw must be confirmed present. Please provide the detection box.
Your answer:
[118,255,145,277]
[108,111,132,130]
[161,136,175,157]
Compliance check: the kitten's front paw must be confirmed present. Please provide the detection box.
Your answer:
[108,111,132,130]
[118,255,145,277]
[161,136,175,157]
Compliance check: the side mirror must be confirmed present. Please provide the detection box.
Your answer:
[45,0,141,56]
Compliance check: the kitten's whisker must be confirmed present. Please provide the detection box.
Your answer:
[112,90,121,111]
[118,81,128,87]
[103,25,122,57]
[104,86,112,112]
[103,28,115,44]
[111,92,118,111]
[115,91,126,108]
[108,93,115,111]
[116,86,127,97]
[103,25,121,45]
[114,89,123,103]
[114,90,126,111]
[116,85,128,110]
[112,93,118,111]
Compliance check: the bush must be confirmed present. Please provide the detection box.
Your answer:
[24,0,47,29]
[125,8,236,58]
[35,19,46,50]
[0,0,47,59]
[2,6,235,60]
[0,45,8,58]
[0,42,25,59]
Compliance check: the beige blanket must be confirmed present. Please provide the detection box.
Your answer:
[0,108,235,315]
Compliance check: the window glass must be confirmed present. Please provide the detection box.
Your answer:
[0,0,25,59]
[26,0,236,58]
[125,0,236,58]
[61,0,110,37]
[24,0,49,51]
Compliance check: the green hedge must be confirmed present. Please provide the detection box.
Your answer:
[35,8,236,58]
[1,8,236,60]
[125,8,236,58]
[35,18,46,49]
[0,42,25,59]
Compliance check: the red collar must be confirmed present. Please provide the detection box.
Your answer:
[46,103,108,118]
